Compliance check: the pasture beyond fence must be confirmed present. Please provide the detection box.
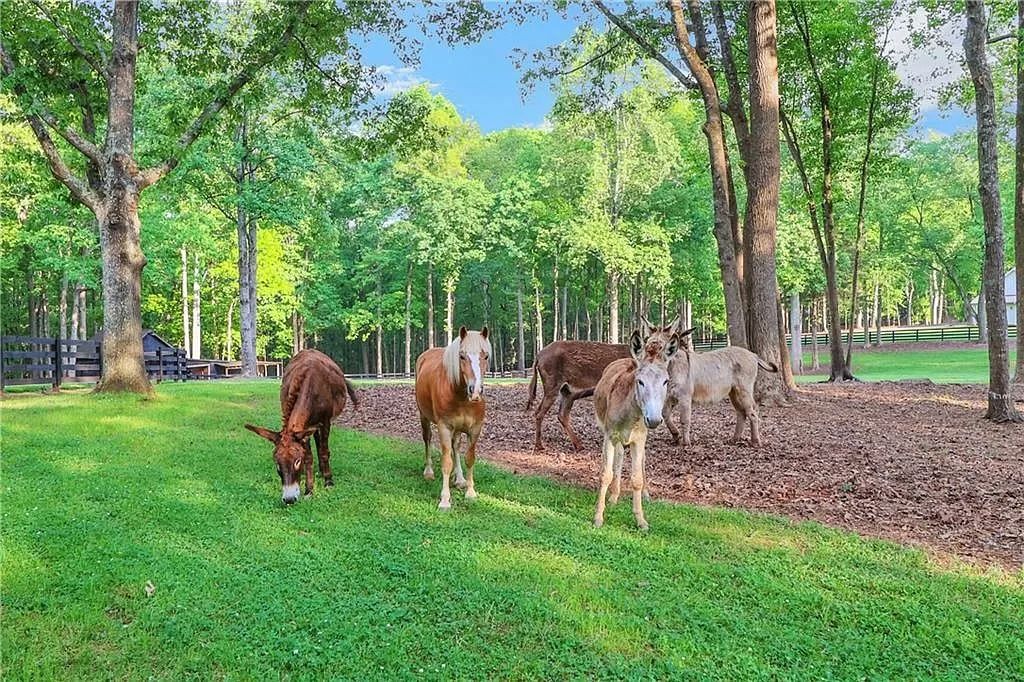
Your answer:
[2,324,1016,387]
[0,336,187,390]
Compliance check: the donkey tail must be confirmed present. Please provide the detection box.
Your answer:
[344,378,360,410]
[757,358,779,373]
[525,363,540,412]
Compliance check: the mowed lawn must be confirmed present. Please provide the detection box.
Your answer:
[798,346,1019,383]
[2,383,1022,680]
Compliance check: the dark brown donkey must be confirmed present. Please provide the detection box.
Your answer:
[525,341,628,451]
[245,349,358,504]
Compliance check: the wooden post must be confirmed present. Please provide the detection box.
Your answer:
[53,335,62,391]
[156,348,163,383]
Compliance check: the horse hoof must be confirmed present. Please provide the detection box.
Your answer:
[423,471,435,481]
[324,479,334,488]
[637,522,649,532]
[593,517,604,528]
[465,489,478,500]
[609,494,619,505]
[455,479,468,490]
[437,500,451,511]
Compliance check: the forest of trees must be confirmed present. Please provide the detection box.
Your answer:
[1,1,1021,415]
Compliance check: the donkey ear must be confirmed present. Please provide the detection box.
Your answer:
[459,326,468,340]
[481,325,489,339]
[677,327,695,338]
[245,424,279,443]
[665,317,680,334]
[629,330,644,360]
[666,334,680,358]
[639,315,654,336]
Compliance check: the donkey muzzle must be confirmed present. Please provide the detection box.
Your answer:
[281,483,300,505]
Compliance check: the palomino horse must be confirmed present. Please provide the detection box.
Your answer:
[415,326,491,509]
[593,326,679,531]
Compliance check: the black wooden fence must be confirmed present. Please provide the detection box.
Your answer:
[0,336,188,390]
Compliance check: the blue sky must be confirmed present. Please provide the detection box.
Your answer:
[361,7,973,138]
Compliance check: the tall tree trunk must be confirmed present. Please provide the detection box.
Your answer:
[444,275,455,344]
[534,278,544,352]
[873,279,881,346]
[181,245,190,355]
[745,0,786,401]
[810,299,820,370]
[662,0,748,348]
[225,298,235,361]
[1015,0,1024,382]
[59,272,69,341]
[191,254,201,359]
[905,280,914,325]
[978,279,989,344]
[561,283,569,340]
[608,271,620,344]
[427,266,435,349]
[965,0,1021,421]
[789,291,802,373]
[552,262,560,342]
[405,263,412,375]
[516,280,525,372]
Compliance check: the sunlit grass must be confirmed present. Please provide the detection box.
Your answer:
[797,347,1018,383]
[2,382,1021,679]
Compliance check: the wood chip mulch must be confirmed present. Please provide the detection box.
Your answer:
[336,381,1024,570]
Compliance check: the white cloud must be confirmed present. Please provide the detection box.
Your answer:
[889,9,965,112]
[375,65,439,96]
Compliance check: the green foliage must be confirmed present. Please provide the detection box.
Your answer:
[3,382,1022,678]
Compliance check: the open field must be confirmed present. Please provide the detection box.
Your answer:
[798,343,1018,383]
[2,382,1022,679]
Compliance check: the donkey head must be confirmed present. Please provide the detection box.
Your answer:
[244,424,317,504]
[629,325,681,429]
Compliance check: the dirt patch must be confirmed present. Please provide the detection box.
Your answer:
[336,382,1024,569]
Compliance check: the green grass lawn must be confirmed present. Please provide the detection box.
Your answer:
[2,382,1022,679]
[798,346,1019,383]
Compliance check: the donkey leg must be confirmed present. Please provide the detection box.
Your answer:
[631,435,649,531]
[557,388,584,452]
[663,397,681,445]
[728,388,751,444]
[733,387,761,446]
[437,424,455,510]
[303,443,316,497]
[679,395,693,447]
[533,388,559,452]
[463,422,483,500]
[609,443,624,504]
[593,437,616,528]
[315,423,333,487]
[453,432,467,489]
[420,416,434,480]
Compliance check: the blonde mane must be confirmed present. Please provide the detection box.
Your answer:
[442,330,492,386]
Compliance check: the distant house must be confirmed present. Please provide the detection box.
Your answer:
[971,269,1017,326]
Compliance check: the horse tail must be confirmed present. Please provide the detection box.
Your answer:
[344,378,360,410]
[525,363,540,412]
[757,358,778,373]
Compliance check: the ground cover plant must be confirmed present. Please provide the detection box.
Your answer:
[2,381,1022,679]
[798,345,1019,384]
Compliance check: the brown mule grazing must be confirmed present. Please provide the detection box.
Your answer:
[245,349,358,505]
[415,326,491,510]
[593,327,680,531]
[525,340,629,452]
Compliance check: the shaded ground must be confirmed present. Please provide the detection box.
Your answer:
[337,381,1024,569]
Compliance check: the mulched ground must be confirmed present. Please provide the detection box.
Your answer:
[336,381,1024,570]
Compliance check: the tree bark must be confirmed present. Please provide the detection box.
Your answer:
[444,275,455,344]
[59,272,69,341]
[181,245,190,355]
[744,0,786,402]
[608,270,620,344]
[534,278,544,352]
[427,266,435,349]
[789,291,802,372]
[224,297,235,361]
[965,0,1021,421]
[810,299,820,370]
[405,263,413,375]
[1015,0,1024,382]
[873,279,881,346]
[516,279,526,372]
[191,253,201,359]
[665,0,747,348]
